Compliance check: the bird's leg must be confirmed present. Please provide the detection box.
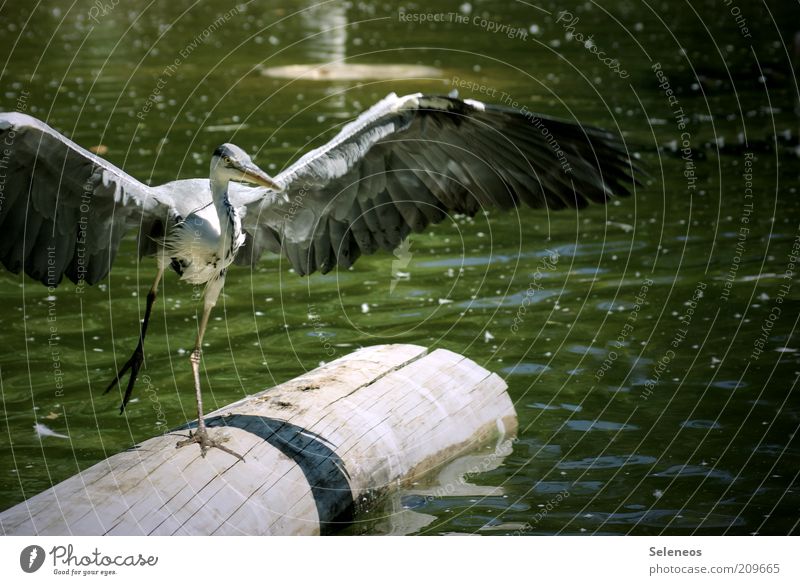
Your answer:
[176,278,244,461]
[105,266,165,413]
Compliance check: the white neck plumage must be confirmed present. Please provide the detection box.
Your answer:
[209,174,236,244]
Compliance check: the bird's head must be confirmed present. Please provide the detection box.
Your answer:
[210,143,283,192]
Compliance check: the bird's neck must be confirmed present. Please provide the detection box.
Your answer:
[210,175,235,233]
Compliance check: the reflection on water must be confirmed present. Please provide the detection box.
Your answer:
[0,0,799,535]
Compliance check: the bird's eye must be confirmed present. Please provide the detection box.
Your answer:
[223,156,232,165]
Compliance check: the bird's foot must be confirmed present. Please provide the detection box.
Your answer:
[176,427,245,462]
[105,345,144,413]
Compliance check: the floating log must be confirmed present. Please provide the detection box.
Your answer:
[259,63,443,81]
[0,344,516,536]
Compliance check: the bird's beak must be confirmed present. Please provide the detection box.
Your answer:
[236,161,284,192]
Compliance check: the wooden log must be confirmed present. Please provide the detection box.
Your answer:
[0,344,516,536]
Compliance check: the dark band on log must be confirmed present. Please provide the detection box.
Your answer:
[199,415,355,534]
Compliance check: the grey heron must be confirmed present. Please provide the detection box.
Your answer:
[0,92,638,459]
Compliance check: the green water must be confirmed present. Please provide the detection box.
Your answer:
[1,0,798,535]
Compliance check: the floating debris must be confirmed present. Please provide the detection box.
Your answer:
[204,123,249,133]
[34,423,69,439]
[607,221,634,233]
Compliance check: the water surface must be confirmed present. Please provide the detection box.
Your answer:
[0,0,798,535]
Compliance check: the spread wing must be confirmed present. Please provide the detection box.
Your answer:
[0,112,176,286]
[231,92,640,275]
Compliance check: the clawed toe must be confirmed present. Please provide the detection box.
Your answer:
[177,428,245,462]
[105,346,145,413]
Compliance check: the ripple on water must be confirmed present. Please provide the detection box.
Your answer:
[681,419,722,430]
[514,439,562,458]
[753,443,793,456]
[532,481,603,494]
[565,420,640,432]
[418,248,565,269]
[712,380,747,390]
[651,465,734,483]
[579,509,745,529]
[459,289,558,309]
[567,344,606,358]
[526,402,559,411]
[401,494,528,514]
[418,254,512,268]
[579,509,676,527]
[550,240,649,258]
[525,402,583,412]
[596,300,639,312]
[570,267,608,275]
[502,363,551,375]
[557,454,657,470]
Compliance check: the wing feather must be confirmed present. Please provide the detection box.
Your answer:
[0,112,175,286]
[232,92,640,274]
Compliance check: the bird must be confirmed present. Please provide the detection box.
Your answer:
[0,91,639,459]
